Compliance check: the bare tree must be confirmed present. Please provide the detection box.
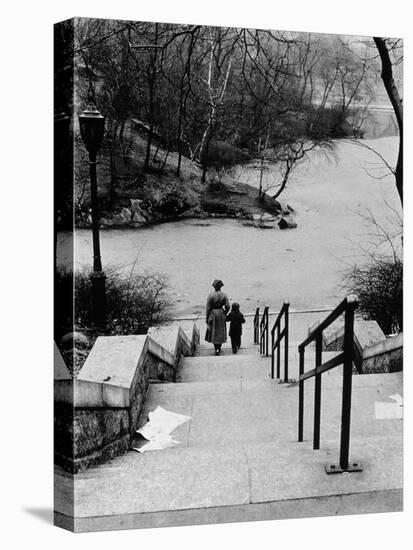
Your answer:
[373,37,403,204]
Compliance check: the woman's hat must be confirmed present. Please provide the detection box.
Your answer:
[212,279,224,289]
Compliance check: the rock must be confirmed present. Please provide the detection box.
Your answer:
[252,214,262,221]
[111,213,125,225]
[60,331,90,350]
[261,213,276,222]
[130,199,148,224]
[286,204,295,213]
[278,217,297,230]
[183,206,203,218]
[120,207,132,223]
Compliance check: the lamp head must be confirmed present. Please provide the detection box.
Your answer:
[78,86,105,154]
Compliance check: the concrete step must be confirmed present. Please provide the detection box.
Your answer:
[196,344,258,357]
[60,370,402,530]
[178,354,268,382]
[146,371,402,449]
[180,350,342,382]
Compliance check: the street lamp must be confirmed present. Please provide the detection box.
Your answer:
[78,91,106,328]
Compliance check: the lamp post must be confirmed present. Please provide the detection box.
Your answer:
[54,108,72,338]
[78,94,106,328]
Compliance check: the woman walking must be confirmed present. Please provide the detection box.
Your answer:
[205,279,230,355]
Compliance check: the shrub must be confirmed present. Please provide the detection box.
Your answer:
[201,140,249,173]
[153,190,193,217]
[343,258,403,334]
[201,198,237,216]
[150,182,199,218]
[55,265,172,338]
[78,267,171,334]
[307,105,355,139]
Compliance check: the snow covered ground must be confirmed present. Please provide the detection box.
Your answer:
[59,137,401,317]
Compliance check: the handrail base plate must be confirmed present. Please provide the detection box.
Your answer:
[325,461,363,475]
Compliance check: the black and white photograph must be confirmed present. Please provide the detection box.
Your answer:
[53,14,403,533]
[2,1,410,547]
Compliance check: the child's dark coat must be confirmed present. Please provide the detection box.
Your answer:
[226,310,245,339]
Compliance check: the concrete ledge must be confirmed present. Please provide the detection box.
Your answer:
[192,324,200,352]
[312,317,401,374]
[78,335,147,388]
[323,318,386,351]
[363,332,403,359]
[54,343,71,380]
[147,324,195,365]
[54,488,402,532]
[147,323,197,381]
[363,332,403,373]
[54,323,199,473]
[147,333,175,366]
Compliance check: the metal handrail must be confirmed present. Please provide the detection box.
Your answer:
[259,306,269,356]
[270,301,290,381]
[298,294,362,474]
[253,307,260,344]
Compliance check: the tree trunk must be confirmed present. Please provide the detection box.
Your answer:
[144,24,159,171]
[272,163,293,201]
[373,37,403,205]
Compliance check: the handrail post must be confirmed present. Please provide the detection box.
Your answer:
[276,324,281,379]
[313,332,322,450]
[255,308,260,345]
[340,304,355,470]
[298,295,362,474]
[265,309,269,357]
[271,328,274,379]
[298,346,305,442]
[284,303,289,383]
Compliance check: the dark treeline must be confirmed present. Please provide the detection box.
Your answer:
[73,18,380,191]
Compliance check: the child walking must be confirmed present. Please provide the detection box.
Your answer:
[226,302,245,354]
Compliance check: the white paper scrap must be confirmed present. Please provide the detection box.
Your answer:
[389,393,403,405]
[135,435,179,453]
[375,394,403,419]
[134,406,191,453]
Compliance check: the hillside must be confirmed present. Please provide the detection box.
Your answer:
[73,128,285,230]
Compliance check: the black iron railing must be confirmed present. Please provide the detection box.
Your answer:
[271,301,290,381]
[253,307,260,344]
[259,306,269,356]
[298,295,362,474]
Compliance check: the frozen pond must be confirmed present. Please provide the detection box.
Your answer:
[57,137,401,317]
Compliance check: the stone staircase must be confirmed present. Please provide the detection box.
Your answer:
[55,313,403,532]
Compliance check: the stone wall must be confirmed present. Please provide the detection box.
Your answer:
[308,317,402,375]
[362,333,403,374]
[54,325,198,473]
[54,404,131,473]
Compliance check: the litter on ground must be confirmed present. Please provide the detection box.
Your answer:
[133,406,191,453]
